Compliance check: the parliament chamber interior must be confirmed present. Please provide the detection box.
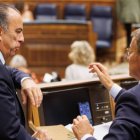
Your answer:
[5,0,128,80]
[2,0,139,139]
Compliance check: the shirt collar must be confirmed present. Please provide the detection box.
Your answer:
[0,52,5,64]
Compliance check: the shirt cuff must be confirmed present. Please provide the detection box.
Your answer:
[81,134,93,140]
[21,77,31,84]
[109,83,122,99]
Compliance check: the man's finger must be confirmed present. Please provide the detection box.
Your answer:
[77,115,83,121]
[73,118,79,125]
[37,88,43,106]
[92,65,103,76]
[32,88,39,107]
[82,115,88,120]
[21,90,27,104]
[26,89,35,106]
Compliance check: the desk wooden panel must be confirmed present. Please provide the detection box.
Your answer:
[37,74,134,126]
[21,20,96,78]
[19,74,135,129]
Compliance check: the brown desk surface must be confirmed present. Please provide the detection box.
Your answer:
[38,73,132,89]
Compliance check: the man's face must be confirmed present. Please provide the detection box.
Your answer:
[127,37,140,80]
[0,8,24,59]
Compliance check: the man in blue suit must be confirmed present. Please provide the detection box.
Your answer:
[72,28,140,140]
[0,4,50,140]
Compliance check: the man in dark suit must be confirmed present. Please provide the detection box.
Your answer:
[72,28,140,140]
[0,4,50,140]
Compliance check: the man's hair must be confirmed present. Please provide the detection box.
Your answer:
[0,4,19,31]
[131,28,140,52]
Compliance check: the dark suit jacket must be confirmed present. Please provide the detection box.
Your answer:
[87,84,140,140]
[0,60,36,140]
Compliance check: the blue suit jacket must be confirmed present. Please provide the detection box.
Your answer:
[87,84,140,140]
[0,61,36,140]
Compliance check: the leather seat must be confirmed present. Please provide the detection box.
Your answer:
[64,4,86,21]
[90,5,113,48]
[35,3,57,20]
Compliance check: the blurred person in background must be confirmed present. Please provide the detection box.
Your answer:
[9,54,40,83]
[116,0,140,47]
[15,0,34,22]
[65,41,96,80]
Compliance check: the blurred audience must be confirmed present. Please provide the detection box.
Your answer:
[9,54,27,68]
[65,41,96,80]
[9,54,39,83]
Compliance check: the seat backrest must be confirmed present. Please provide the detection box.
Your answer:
[35,3,57,20]
[90,5,113,47]
[64,4,86,21]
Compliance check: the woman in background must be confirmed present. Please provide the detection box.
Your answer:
[65,40,96,80]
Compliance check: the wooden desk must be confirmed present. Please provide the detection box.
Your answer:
[19,74,136,130]
[36,74,134,126]
[21,20,97,78]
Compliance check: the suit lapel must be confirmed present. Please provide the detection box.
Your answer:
[0,61,16,91]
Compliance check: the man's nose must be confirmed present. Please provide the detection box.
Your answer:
[19,33,24,43]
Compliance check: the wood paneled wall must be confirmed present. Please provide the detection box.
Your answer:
[20,21,97,79]
[2,0,119,79]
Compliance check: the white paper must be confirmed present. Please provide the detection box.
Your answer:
[65,121,112,140]
[93,121,112,140]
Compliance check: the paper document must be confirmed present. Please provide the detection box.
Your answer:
[65,121,112,140]
[37,125,76,140]
[93,121,112,140]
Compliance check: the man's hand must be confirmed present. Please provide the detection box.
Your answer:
[89,63,114,91]
[72,115,94,140]
[21,78,43,107]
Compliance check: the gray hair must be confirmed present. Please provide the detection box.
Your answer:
[0,4,19,32]
[9,54,27,68]
[69,40,95,66]
[131,28,140,52]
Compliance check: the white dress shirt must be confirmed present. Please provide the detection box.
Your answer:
[0,52,5,64]
[109,83,122,99]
